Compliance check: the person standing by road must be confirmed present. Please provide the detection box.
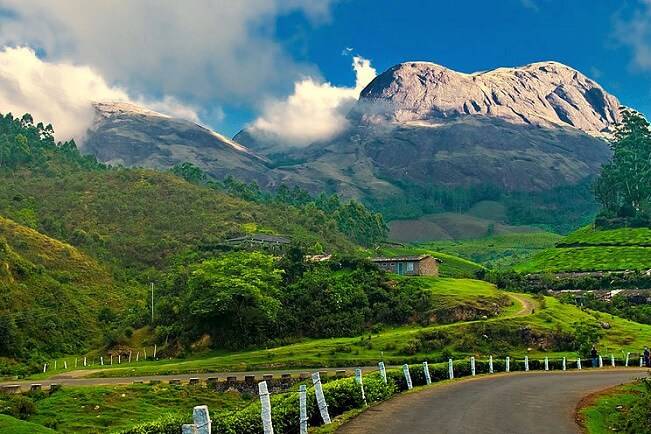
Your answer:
[590,346,599,368]
[644,346,650,367]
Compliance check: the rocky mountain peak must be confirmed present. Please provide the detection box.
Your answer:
[357,60,621,136]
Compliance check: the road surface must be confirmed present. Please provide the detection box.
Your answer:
[338,369,649,434]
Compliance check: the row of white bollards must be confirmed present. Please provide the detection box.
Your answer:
[42,346,158,373]
[183,353,647,434]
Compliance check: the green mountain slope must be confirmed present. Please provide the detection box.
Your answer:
[0,216,118,361]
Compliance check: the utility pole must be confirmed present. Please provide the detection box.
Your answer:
[150,282,154,324]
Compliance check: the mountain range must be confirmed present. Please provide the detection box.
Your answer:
[82,60,622,238]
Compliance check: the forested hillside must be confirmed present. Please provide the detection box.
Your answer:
[0,112,390,370]
[0,216,120,373]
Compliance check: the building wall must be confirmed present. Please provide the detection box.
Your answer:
[374,258,439,276]
[416,257,439,276]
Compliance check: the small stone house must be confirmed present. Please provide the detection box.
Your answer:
[371,255,441,276]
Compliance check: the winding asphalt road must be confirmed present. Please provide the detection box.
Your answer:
[338,369,649,434]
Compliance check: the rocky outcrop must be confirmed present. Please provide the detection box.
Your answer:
[355,61,621,136]
[84,102,273,185]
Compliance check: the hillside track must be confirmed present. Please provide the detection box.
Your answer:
[337,369,649,434]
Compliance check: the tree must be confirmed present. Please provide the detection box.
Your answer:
[184,252,283,347]
[594,109,651,218]
[573,321,604,357]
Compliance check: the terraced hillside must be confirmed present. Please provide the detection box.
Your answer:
[514,226,651,273]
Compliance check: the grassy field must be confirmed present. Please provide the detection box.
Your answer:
[28,279,651,379]
[418,231,562,270]
[580,383,645,434]
[0,414,55,433]
[22,383,251,433]
[515,226,651,273]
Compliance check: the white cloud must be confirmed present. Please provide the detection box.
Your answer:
[614,0,651,71]
[249,55,377,146]
[0,46,199,142]
[0,0,337,107]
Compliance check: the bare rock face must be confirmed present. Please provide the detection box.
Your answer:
[356,61,621,136]
[84,102,273,185]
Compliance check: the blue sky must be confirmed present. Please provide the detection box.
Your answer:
[0,0,649,141]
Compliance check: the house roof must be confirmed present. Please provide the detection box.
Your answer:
[371,255,441,263]
[225,234,290,244]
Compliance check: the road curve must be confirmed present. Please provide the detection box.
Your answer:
[338,369,649,434]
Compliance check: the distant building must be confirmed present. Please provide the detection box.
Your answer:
[225,234,290,251]
[371,255,441,276]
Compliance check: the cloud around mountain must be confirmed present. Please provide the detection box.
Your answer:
[248,55,377,147]
[0,47,199,143]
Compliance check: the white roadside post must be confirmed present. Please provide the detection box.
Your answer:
[182,405,211,434]
[110,355,113,366]
[43,363,47,373]
[100,356,104,366]
[259,381,274,434]
[562,357,566,371]
[118,354,121,365]
[611,354,615,367]
[599,355,603,368]
[154,344,157,359]
[448,359,454,380]
[505,356,510,373]
[355,368,367,405]
[524,356,529,372]
[544,357,549,371]
[423,362,432,385]
[84,356,87,367]
[54,360,57,370]
[312,372,331,424]
[489,355,494,374]
[194,405,211,434]
[64,361,67,370]
[402,364,413,390]
[129,351,132,363]
[470,357,476,376]
[577,358,582,370]
[299,384,308,434]
[378,361,387,384]
[625,352,630,367]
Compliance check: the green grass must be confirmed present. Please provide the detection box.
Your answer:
[25,383,251,433]
[580,383,643,434]
[419,231,562,269]
[374,246,485,278]
[0,414,55,433]
[514,226,651,273]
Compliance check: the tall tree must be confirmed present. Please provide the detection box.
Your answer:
[594,109,651,217]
